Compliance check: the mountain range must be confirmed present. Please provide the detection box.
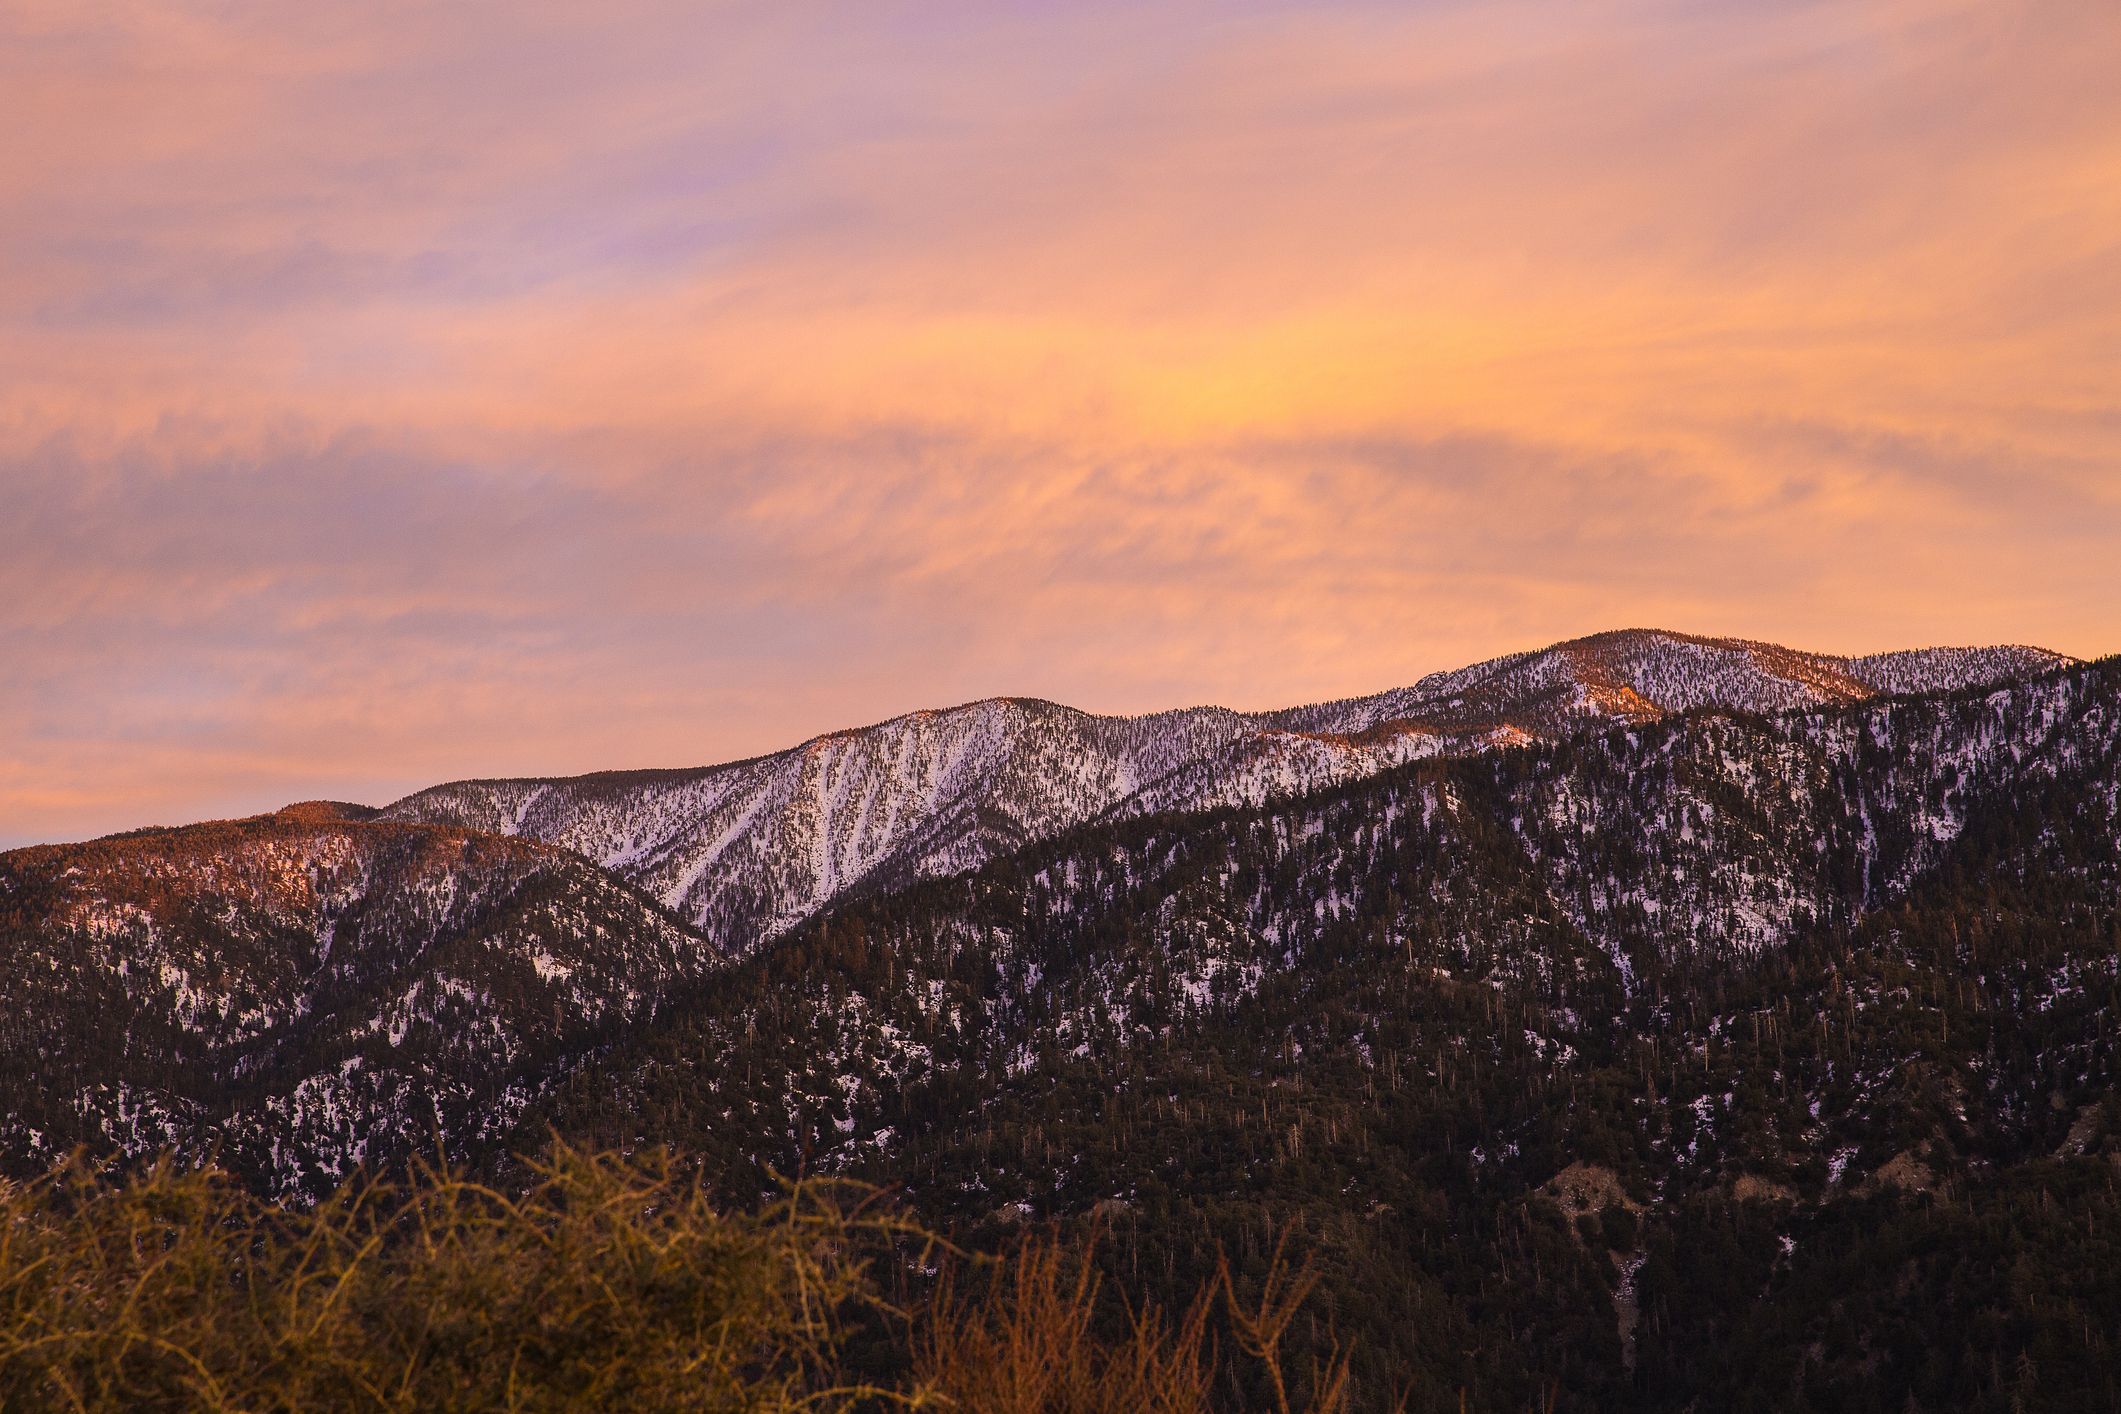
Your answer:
[375,629,2071,949]
[3,626,2112,1409]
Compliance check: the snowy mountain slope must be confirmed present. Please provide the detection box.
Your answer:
[0,807,717,1190]
[517,652,2121,1208]
[0,650,2107,1210]
[380,630,2072,950]
[0,645,2110,1401]
[510,657,2121,1408]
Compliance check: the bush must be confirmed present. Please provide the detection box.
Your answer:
[0,1147,1353,1412]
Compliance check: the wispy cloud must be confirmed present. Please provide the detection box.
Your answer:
[2,0,2115,845]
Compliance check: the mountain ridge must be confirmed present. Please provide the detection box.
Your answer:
[375,629,2075,951]
[5,639,2118,1405]
[0,806,720,1187]
[3,639,2101,1198]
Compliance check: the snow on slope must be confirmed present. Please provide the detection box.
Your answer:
[379,630,2073,951]
[0,809,717,1187]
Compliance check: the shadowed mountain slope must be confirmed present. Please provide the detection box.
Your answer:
[0,807,716,1191]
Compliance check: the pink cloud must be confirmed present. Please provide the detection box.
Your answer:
[1,0,2115,845]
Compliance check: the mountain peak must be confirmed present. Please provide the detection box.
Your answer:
[273,800,381,825]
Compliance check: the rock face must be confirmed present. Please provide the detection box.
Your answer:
[378,630,2071,951]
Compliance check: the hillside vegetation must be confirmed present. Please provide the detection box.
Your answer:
[0,1144,1350,1413]
[4,645,2117,1408]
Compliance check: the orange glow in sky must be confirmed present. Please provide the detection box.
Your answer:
[2,0,2117,844]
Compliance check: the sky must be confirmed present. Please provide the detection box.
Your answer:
[2,0,2118,847]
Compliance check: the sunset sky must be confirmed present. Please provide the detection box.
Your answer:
[3,0,2118,846]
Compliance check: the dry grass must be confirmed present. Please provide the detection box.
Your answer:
[916,1236,1215,1413]
[0,1147,1354,1412]
[0,1146,934,1412]
[914,1227,1352,1414]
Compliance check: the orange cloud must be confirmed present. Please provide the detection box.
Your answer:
[1,0,2116,845]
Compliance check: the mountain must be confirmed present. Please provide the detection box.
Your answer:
[517,651,2121,1407]
[378,630,2072,951]
[1,629,2108,1407]
[0,806,716,1191]
[517,645,2121,1191]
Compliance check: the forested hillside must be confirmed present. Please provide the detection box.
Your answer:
[0,810,719,1192]
[2,650,2115,1408]
[524,657,2121,1410]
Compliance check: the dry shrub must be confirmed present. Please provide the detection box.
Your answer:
[914,1228,1352,1414]
[914,1236,1213,1414]
[0,1145,932,1412]
[0,1148,1354,1412]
